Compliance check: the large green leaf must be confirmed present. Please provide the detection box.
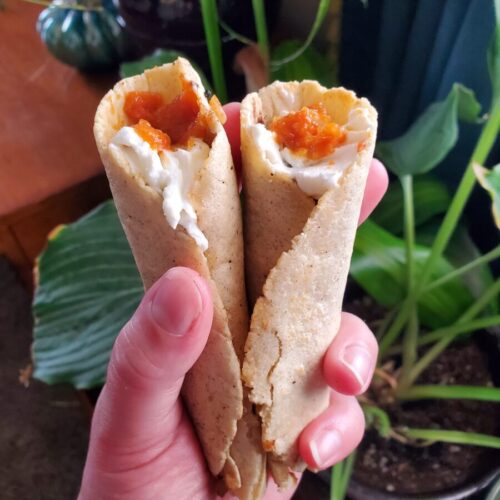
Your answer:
[270,40,337,87]
[120,49,213,92]
[33,201,143,388]
[474,162,500,228]
[350,220,475,328]
[371,176,451,234]
[376,84,482,177]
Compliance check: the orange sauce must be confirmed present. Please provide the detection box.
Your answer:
[269,103,346,160]
[133,119,170,151]
[123,79,216,150]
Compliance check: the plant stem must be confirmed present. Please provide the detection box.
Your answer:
[423,246,500,292]
[219,19,254,46]
[403,299,500,388]
[379,298,411,356]
[388,315,500,354]
[458,279,500,322]
[251,0,269,61]
[339,452,356,499]
[363,404,392,437]
[331,460,343,500]
[401,428,500,449]
[200,0,228,102]
[412,102,500,295]
[398,384,500,402]
[375,306,398,339]
[400,175,418,383]
[380,102,500,358]
[400,308,419,390]
[401,176,416,293]
[270,0,332,68]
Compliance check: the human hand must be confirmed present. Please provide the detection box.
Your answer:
[79,104,388,500]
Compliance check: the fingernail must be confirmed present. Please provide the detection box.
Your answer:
[150,269,203,336]
[340,343,373,390]
[309,425,342,468]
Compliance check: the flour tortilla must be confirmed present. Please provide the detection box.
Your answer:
[241,81,377,483]
[94,58,264,497]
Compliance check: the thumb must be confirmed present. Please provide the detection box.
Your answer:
[86,266,213,461]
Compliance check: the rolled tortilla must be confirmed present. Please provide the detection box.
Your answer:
[241,81,377,481]
[94,58,264,496]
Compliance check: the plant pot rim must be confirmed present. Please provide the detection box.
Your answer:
[347,466,500,500]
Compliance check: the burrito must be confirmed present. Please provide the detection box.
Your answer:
[93,58,264,497]
[241,81,377,483]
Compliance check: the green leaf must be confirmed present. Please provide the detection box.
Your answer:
[363,405,392,438]
[120,49,213,93]
[473,162,500,228]
[331,452,355,500]
[456,85,483,123]
[350,220,475,328]
[398,384,500,402]
[33,201,143,388]
[417,221,498,314]
[376,84,482,177]
[371,176,451,234]
[270,40,337,87]
[270,0,331,69]
[251,0,269,60]
[200,0,227,102]
[488,0,500,104]
[401,428,500,449]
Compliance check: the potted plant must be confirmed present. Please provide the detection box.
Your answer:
[327,6,500,497]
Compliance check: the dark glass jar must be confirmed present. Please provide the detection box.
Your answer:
[118,0,281,100]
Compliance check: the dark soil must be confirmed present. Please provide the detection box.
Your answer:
[0,258,89,499]
[353,341,500,495]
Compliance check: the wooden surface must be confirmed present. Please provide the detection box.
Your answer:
[0,0,116,286]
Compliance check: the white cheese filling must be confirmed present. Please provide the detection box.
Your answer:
[248,107,373,199]
[110,127,209,251]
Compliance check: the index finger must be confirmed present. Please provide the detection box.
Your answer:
[222,102,242,176]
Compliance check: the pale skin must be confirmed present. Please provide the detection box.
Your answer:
[79,103,388,500]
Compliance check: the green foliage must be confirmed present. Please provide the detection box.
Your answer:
[371,176,451,234]
[251,0,269,61]
[33,202,142,388]
[199,0,227,102]
[119,49,212,92]
[331,453,355,500]
[270,40,337,87]
[474,163,500,228]
[401,429,500,449]
[270,0,331,69]
[376,84,481,177]
[399,384,500,402]
[416,222,497,312]
[351,220,475,328]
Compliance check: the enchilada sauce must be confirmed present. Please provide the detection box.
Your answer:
[269,103,346,160]
[123,79,224,150]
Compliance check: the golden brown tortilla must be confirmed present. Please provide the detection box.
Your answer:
[241,81,377,484]
[94,58,264,497]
